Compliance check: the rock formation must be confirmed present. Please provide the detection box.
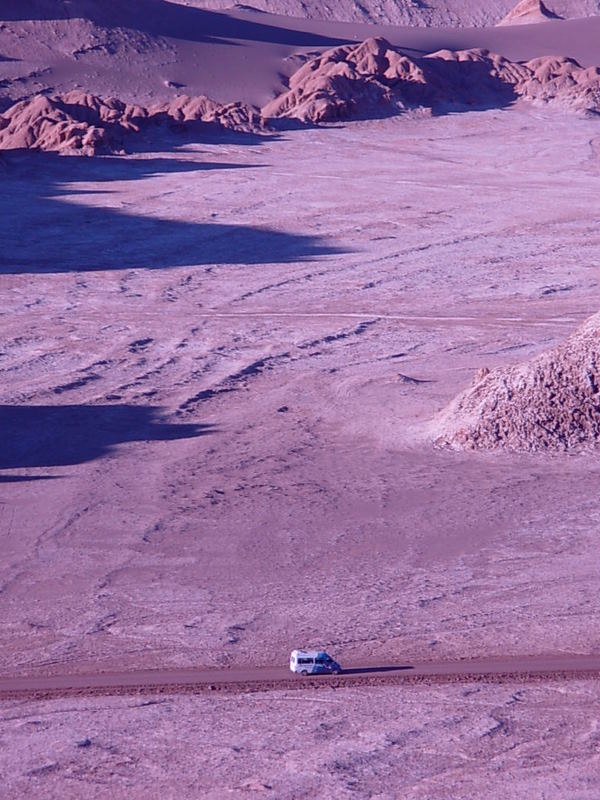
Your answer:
[261,37,600,123]
[3,36,600,153]
[0,91,262,154]
[434,312,600,453]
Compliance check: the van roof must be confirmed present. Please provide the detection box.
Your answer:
[291,649,329,657]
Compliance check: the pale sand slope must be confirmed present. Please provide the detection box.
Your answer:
[1,681,600,799]
[1,3,600,106]
[498,0,562,26]
[2,108,600,675]
[177,0,598,27]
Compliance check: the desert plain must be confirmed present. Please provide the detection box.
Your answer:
[2,0,600,797]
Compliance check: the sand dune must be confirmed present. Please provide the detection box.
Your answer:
[435,312,600,452]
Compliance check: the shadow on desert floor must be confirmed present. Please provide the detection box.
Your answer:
[0,475,62,483]
[0,148,344,273]
[0,404,214,474]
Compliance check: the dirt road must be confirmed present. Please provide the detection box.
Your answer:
[1,655,599,700]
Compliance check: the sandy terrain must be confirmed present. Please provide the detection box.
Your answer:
[2,679,600,798]
[3,107,600,680]
[3,2,600,796]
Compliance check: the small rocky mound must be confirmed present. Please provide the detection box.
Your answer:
[162,95,261,132]
[434,312,600,453]
[0,91,262,154]
[261,37,600,123]
[0,93,147,154]
[497,0,562,26]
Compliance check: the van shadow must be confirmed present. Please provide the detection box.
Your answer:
[0,150,343,274]
[0,404,214,475]
[341,665,414,675]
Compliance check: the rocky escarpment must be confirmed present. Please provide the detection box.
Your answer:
[261,37,600,123]
[433,313,600,453]
[0,91,262,154]
[3,36,600,153]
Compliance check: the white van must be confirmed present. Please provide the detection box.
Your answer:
[289,649,342,675]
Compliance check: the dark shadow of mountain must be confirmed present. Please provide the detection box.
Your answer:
[0,1,346,48]
[0,404,214,470]
[128,122,276,156]
[417,55,519,115]
[0,150,344,274]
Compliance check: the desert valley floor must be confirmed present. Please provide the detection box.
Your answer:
[3,108,600,670]
[2,21,600,794]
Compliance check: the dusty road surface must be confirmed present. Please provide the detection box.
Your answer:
[2,654,600,699]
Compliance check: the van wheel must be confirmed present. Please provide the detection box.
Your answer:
[301,670,308,676]
[333,669,341,675]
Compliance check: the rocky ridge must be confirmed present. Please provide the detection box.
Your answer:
[2,36,600,153]
[0,91,262,154]
[262,37,600,123]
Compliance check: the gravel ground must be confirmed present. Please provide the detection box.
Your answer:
[2,105,600,795]
[2,679,600,798]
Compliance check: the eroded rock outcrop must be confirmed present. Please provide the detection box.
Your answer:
[3,37,600,152]
[0,91,262,154]
[497,0,562,26]
[261,37,600,123]
[434,313,600,453]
